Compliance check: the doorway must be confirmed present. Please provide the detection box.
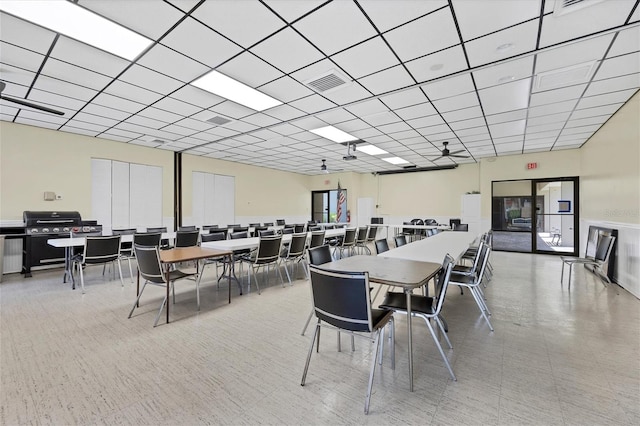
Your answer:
[491,177,578,255]
[311,189,347,223]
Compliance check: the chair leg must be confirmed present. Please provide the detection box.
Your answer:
[153,289,170,327]
[78,262,85,294]
[301,307,314,336]
[364,331,381,414]
[468,286,494,331]
[128,281,148,318]
[283,262,292,285]
[117,259,124,287]
[435,316,453,349]
[301,323,320,386]
[424,316,456,381]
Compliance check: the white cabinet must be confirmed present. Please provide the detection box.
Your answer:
[461,194,481,235]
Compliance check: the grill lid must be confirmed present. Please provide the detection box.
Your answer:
[23,211,82,226]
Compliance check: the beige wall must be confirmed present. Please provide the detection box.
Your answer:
[579,91,640,224]
[0,122,174,221]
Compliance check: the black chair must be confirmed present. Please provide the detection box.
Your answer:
[301,245,333,336]
[293,224,306,233]
[375,239,389,254]
[561,235,616,289]
[232,226,249,235]
[241,235,284,293]
[302,265,395,415]
[175,230,199,247]
[128,244,196,327]
[249,223,261,227]
[365,226,379,246]
[276,219,286,226]
[411,218,425,240]
[424,219,438,226]
[133,232,162,248]
[253,226,268,237]
[112,228,137,282]
[336,228,357,259]
[308,230,326,249]
[452,223,468,231]
[281,233,308,283]
[202,225,219,231]
[147,226,169,248]
[354,227,370,254]
[394,235,407,247]
[227,224,241,228]
[72,235,123,293]
[379,254,456,381]
[258,229,275,237]
[263,222,274,226]
[449,218,461,229]
[308,225,322,231]
[200,232,227,280]
[281,227,294,235]
[178,225,197,231]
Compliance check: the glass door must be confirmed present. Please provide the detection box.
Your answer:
[533,178,578,255]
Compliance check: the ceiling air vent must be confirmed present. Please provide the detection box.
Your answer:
[206,115,232,126]
[533,61,597,92]
[151,139,166,144]
[304,69,350,93]
[553,0,604,16]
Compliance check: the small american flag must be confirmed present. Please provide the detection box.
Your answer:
[336,182,346,222]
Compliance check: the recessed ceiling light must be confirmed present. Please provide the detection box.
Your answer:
[498,75,515,84]
[191,71,282,111]
[496,43,515,54]
[0,0,153,61]
[356,145,388,155]
[382,157,409,165]
[430,63,444,71]
[309,126,358,143]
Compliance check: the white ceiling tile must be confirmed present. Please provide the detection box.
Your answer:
[607,26,640,58]
[473,57,534,89]
[570,103,623,120]
[449,117,487,131]
[314,108,356,124]
[406,45,469,83]
[0,64,35,89]
[321,82,372,105]
[270,123,301,135]
[528,99,578,117]
[0,12,56,54]
[17,109,67,125]
[59,125,100,137]
[539,0,636,47]
[359,0,447,33]
[13,116,60,129]
[0,42,44,72]
[423,74,475,101]
[332,36,399,79]
[154,96,201,116]
[218,52,284,87]
[40,58,111,91]
[433,92,479,113]
[583,73,640,96]
[560,125,600,135]
[173,117,215,132]
[479,78,531,115]
[209,101,257,119]
[527,112,571,126]
[357,65,415,95]
[50,36,130,78]
[565,116,608,128]
[120,65,184,95]
[529,84,587,107]
[169,85,224,109]
[394,102,438,121]
[218,120,258,133]
[489,119,526,138]
[18,90,79,115]
[594,52,640,81]
[442,105,483,122]
[361,111,401,126]
[379,87,429,110]
[289,116,327,130]
[289,95,336,114]
[105,127,143,139]
[82,103,132,121]
[33,75,98,102]
[576,88,638,109]
[485,109,527,124]
[406,114,446,128]
[74,112,119,127]
[126,114,167,130]
[242,113,282,127]
[525,121,565,133]
[139,107,184,123]
[104,80,164,105]
[137,44,209,83]
[251,28,324,73]
[465,20,539,67]
[535,33,614,74]
[63,119,109,133]
[101,133,133,143]
[161,17,243,68]
[495,141,523,153]
[259,76,314,103]
[193,1,285,48]
[263,0,326,23]
[377,121,411,134]
[385,8,459,62]
[294,1,377,56]
[453,0,541,40]
[264,104,306,121]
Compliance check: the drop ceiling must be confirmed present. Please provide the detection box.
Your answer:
[1,0,638,175]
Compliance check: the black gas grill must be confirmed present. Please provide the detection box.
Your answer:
[22,211,102,276]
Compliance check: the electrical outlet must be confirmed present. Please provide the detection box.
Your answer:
[56,194,63,200]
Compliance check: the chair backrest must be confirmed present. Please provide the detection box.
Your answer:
[308,265,374,332]
[227,224,240,228]
[249,223,261,227]
[201,232,226,242]
[259,229,275,237]
[394,235,407,247]
[308,245,333,265]
[467,241,485,275]
[178,225,197,231]
[432,254,455,315]
[83,236,121,264]
[255,235,282,264]
[449,218,461,228]
[356,227,368,243]
[263,222,274,226]
[453,223,468,231]
[133,244,165,284]
[342,228,357,246]
[366,226,379,241]
[287,233,308,257]
[176,230,199,247]
[294,224,306,233]
[276,219,286,226]
[475,243,492,282]
[281,227,294,235]
[309,225,322,231]
[133,232,161,247]
[230,231,248,239]
[232,226,248,234]
[112,228,136,235]
[595,235,615,262]
[375,239,389,254]
[202,225,219,231]
[309,231,326,249]
[146,226,167,233]
[424,219,437,225]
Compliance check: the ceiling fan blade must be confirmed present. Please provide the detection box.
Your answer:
[449,149,466,155]
[0,94,65,116]
[450,154,470,158]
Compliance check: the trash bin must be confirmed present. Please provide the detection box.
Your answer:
[0,235,5,282]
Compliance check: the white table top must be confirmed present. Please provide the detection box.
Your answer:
[370,223,450,230]
[380,231,478,263]
[48,232,176,248]
[202,228,345,251]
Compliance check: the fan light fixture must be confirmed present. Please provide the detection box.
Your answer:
[309,126,358,143]
[0,1,153,61]
[192,71,282,111]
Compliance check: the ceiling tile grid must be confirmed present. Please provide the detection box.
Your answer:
[1,0,639,174]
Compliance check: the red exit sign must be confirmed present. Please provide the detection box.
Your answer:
[527,162,538,170]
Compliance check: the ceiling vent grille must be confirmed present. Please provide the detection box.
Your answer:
[151,139,166,144]
[304,69,350,93]
[533,61,597,92]
[553,0,604,16]
[206,115,232,126]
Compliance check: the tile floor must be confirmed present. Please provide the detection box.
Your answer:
[1,250,638,425]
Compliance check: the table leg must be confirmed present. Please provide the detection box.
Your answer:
[405,288,414,392]
[228,254,232,304]
[166,264,171,324]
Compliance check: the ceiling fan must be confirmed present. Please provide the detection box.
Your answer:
[428,141,469,160]
[0,81,65,116]
[320,159,343,174]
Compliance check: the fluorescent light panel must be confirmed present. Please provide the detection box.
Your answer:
[191,71,282,111]
[0,0,152,61]
[309,126,358,143]
[382,157,409,165]
[357,144,388,155]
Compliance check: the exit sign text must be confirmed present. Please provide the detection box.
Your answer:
[527,162,538,170]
